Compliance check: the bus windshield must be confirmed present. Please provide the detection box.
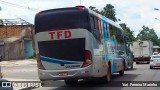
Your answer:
[35,8,89,33]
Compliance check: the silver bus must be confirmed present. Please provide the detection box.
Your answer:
[34,6,126,85]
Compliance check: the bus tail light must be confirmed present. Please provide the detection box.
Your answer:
[76,6,84,11]
[37,11,43,15]
[81,50,92,68]
[36,54,45,70]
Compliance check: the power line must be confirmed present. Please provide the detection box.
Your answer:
[0,0,39,11]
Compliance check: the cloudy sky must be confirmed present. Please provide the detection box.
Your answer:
[0,0,160,37]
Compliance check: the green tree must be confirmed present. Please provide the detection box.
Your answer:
[101,4,117,22]
[119,23,136,42]
[89,6,100,14]
[158,38,160,46]
[89,4,117,22]
[89,4,137,43]
[137,25,159,46]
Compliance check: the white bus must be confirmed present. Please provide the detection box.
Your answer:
[34,6,126,85]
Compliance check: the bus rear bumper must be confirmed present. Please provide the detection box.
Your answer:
[38,65,93,81]
[134,57,150,62]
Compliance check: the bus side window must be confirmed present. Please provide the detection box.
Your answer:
[90,15,94,31]
[103,22,109,39]
[116,29,121,43]
[109,24,117,38]
[98,19,102,35]
[93,17,100,42]
[94,17,98,30]
[119,30,123,43]
[121,32,125,43]
[105,23,109,39]
[109,24,112,37]
[112,26,116,36]
[90,15,100,42]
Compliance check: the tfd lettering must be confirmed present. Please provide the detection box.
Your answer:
[49,30,71,40]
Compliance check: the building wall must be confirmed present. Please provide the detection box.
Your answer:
[0,40,25,60]
[0,25,34,60]
[4,40,25,60]
[23,26,35,58]
[0,25,21,38]
[24,40,34,58]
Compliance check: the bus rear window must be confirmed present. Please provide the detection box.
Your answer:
[35,8,89,33]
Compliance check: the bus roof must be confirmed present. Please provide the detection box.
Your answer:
[88,9,122,30]
[36,6,123,31]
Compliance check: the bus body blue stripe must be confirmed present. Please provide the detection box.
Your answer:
[40,56,81,64]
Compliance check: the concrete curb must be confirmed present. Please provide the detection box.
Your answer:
[0,59,37,66]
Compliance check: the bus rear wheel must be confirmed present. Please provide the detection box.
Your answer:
[106,65,111,83]
[119,61,125,76]
[65,79,78,86]
[131,65,133,69]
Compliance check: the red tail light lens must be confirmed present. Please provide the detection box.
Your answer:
[36,54,45,70]
[81,50,92,67]
[78,7,84,10]
[76,6,84,11]
[37,11,42,15]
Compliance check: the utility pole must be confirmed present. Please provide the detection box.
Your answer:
[80,0,81,5]
[155,18,160,22]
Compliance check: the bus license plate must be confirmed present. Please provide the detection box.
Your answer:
[58,72,68,76]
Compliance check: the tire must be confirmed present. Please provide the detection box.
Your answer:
[41,81,45,87]
[150,66,153,69]
[0,58,2,62]
[147,62,150,64]
[125,64,128,70]
[65,79,78,86]
[131,62,133,69]
[106,64,111,83]
[119,61,125,76]
[40,80,48,87]
[136,62,139,64]
[131,65,133,69]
